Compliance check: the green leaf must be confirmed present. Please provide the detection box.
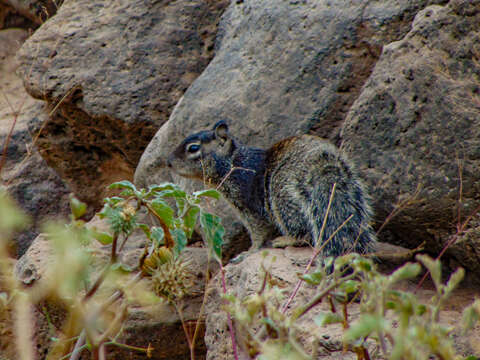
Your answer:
[150,227,165,246]
[90,229,113,245]
[109,180,136,193]
[200,211,224,261]
[193,189,221,200]
[172,228,187,257]
[299,272,324,285]
[150,199,174,228]
[314,312,343,326]
[344,315,386,342]
[0,191,29,231]
[111,263,133,273]
[69,194,87,219]
[462,300,480,333]
[416,254,442,290]
[389,263,422,284]
[445,267,465,295]
[183,206,200,238]
[138,223,151,239]
[339,279,359,294]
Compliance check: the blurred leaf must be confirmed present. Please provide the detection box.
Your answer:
[138,223,151,239]
[416,304,427,316]
[416,255,442,290]
[109,180,137,192]
[111,263,133,273]
[199,211,224,261]
[389,263,422,284]
[104,196,124,206]
[44,223,92,300]
[344,315,386,342]
[314,312,343,326]
[150,199,174,228]
[69,194,87,220]
[90,228,113,245]
[183,206,200,238]
[462,300,480,333]
[299,272,323,285]
[193,189,221,200]
[445,267,465,295]
[150,227,165,246]
[0,191,29,232]
[172,228,187,257]
[339,279,358,294]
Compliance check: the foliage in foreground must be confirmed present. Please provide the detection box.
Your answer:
[225,251,480,360]
[0,181,224,359]
[1,180,480,360]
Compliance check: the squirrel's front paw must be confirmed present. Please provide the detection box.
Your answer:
[272,235,306,248]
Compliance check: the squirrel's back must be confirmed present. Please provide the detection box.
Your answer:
[167,121,376,257]
[265,135,375,256]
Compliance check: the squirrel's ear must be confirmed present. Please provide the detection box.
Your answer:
[213,120,229,143]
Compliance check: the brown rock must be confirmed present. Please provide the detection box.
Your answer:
[341,0,480,278]
[0,28,71,256]
[16,0,229,209]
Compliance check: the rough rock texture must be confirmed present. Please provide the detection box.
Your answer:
[0,28,71,256]
[16,0,229,208]
[15,215,217,359]
[341,0,480,277]
[205,248,480,360]
[135,0,447,258]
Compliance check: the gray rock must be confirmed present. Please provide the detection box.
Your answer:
[16,0,229,208]
[135,0,446,258]
[341,0,480,274]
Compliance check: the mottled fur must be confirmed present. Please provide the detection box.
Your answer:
[167,121,376,257]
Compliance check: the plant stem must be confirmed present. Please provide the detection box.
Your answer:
[69,330,86,360]
[220,264,239,360]
[295,274,356,319]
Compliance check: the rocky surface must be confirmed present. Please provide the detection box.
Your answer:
[16,0,229,208]
[15,215,217,359]
[341,0,480,277]
[205,248,480,360]
[0,28,71,256]
[135,0,449,259]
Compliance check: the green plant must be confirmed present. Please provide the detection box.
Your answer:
[224,252,478,360]
[0,180,225,360]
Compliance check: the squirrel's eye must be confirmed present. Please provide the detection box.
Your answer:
[186,143,201,153]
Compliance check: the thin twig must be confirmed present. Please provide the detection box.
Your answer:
[69,330,86,360]
[220,264,239,360]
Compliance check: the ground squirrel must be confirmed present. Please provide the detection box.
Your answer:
[167,120,376,257]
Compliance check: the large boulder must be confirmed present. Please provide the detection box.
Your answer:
[0,28,71,256]
[135,0,447,257]
[16,0,229,208]
[341,0,480,276]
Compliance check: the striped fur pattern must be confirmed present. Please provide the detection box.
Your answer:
[167,120,376,257]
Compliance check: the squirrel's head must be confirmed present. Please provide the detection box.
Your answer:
[167,120,236,182]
